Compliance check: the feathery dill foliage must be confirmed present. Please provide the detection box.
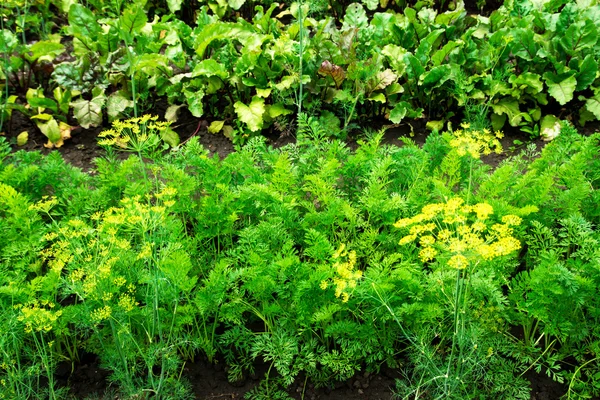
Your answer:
[0,122,600,398]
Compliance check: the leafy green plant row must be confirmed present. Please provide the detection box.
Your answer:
[0,116,599,399]
[2,0,600,146]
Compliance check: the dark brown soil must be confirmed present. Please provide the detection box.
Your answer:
[60,352,580,400]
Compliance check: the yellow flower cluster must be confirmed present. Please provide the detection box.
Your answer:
[449,123,503,159]
[320,244,362,302]
[395,197,525,269]
[17,302,62,333]
[90,305,112,323]
[98,115,169,152]
[28,195,58,213]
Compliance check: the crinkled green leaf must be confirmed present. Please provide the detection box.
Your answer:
[184,90,205,118]
[420,65,453,89]
[53,87,72,115]
[368,93,386,103]
[372,69,397,91]
[28,97,58,113]
[342,3,369,30]
[165,104,184,122]
[160,127,180,147]
[167,0,183,12]
[208,120,225,133]
[234,96,265,132]
[363,0,378,11]
[584,93,600,119]
[222,125,235,140]
[415,29,444,65]
[509,72,544,95]
[191,59,228,79]
[512,29,539,61]
[68,4,101,40]
[35,118,61,144]
[540,114,561,141]
[382,45,407,75]
[0,29,18,53]
[71,96,104,129]
[559,19,598,56]
[389,101,409,123]
[404,54,425,81]
[370,12,395,39]
[431,41,460,66]
[195,22,255,58]
[491,98,525,126]
[267,103,292,118]
[576,55,598,91]
[107,91,134,120]
[544,72,577,105]
[26,41,64,63]
[119,6,147,36]
[228,0,246,10]
[136,54,170,75]
[256,88,272,98]
[275,75,297,91]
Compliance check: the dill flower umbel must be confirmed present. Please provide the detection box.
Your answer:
[320,244,362,302]
[395,198,533,268]
[449,123,503,159]
[98,115,173,153]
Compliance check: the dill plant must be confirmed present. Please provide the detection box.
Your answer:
[385,124,537,399]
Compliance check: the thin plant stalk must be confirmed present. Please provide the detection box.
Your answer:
[297,0,304,116]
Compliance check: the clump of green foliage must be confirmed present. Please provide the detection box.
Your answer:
[0,117,599,399]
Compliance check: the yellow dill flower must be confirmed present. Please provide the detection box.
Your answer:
[43,232,59,241]
[137,242,153,260]
[437,229,452,241]
[395,198,527,267]
[472,221,486,232]
[341,292,350,303]
[421,223,436,232]
[449,126,503,159]
[90,306,112,322]
[151,205,166,214]
[477,244,495,260]
[324,248,361,302]
[491,237,521,257]
[420,235,435,246]
[501,215,522,226]
[421,203,444,219]
[399,234,417,245]
[457,225,472,236]
[419,247,438,262]
[118,294,137,312]
[394,217,413,229]
[113,277,127,287]
[491,223,512,238]
[448,238,466,254]
[156,186,178,198]
[18,305,62,333]
[472,203,494,220]
[448,254,469,269]
[333,244,346,259]
[409,225,426,235]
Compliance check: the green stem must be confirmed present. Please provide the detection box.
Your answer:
[297,0,304,116]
